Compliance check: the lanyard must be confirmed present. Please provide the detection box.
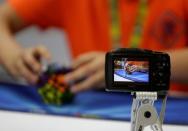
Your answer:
[110,0,148,48]
[110,0,121,49]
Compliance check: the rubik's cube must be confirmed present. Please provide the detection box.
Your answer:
[37,64,74,106]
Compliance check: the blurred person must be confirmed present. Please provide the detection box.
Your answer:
[0,0,187,95]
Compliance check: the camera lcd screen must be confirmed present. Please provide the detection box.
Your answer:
[114,58,149,83]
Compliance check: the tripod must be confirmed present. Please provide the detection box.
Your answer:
[131,92,167,131]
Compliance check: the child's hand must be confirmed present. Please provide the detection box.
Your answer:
[64,52,105,93]
[0,45,51,84]
[125,64,138,74]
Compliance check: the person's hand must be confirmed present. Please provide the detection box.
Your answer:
[125,64,138,74]
[125,61,149,74]
[64,52,106,93]
[0,44,51,84]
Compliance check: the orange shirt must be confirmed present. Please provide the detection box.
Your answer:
[8,0,188,93]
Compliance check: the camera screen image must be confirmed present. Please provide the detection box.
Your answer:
[114,58,149,83]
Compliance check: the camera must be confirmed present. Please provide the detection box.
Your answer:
[105,48,171,93]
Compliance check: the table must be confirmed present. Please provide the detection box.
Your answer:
[0,110,187,131]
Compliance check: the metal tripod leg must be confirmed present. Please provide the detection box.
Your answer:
[131,98,140,131]
[130,92,166,131]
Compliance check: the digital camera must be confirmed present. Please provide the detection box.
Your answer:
[105,48,171,93]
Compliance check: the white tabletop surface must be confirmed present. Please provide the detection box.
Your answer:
[0,110,187,131]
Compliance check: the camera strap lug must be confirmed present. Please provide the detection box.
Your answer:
[131,92,167,131]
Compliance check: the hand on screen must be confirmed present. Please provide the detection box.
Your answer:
[125,63,138,74]
[64,52,105,93]
[125,61,149,74]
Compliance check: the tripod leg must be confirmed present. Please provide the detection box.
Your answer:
[131,99,140,131]
[151,120,163,131]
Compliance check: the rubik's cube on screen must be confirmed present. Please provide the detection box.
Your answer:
[37,63,74,106]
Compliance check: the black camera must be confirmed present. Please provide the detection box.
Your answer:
[105,48,171,93]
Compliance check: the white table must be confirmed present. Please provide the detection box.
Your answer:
[0,110,187,131]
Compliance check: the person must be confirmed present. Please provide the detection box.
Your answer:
[0,0,188,95]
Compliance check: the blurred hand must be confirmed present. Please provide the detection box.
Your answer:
[64,52,106,93]
[0,44,51,84]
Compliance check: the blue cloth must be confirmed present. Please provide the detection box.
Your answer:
[0,83,188,125]
[115,69,148,82]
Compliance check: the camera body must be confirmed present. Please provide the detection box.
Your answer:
[105,48,170,93]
